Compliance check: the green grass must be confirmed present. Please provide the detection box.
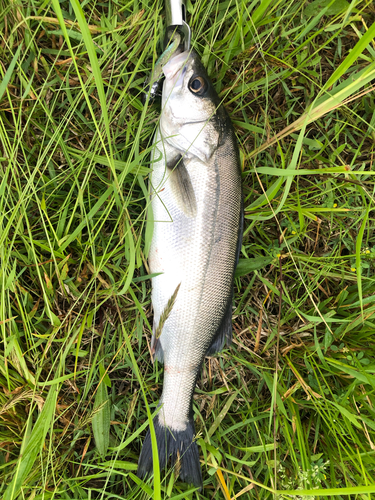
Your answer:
[1,0,375,498]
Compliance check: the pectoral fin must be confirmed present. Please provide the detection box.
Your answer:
[167,155,197,218]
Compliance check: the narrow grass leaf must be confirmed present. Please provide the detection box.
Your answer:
[326,359,375,388]
[331,401,361,429]
[296,2,330,41]
[235,257,273,277]
[74,311,88,380]
[111,406,161,452]
[304,0,349,17]
[59,186,112,250]
[92,376,110,458]
[216,468,231,500]
[169,488,199,499]
[3,387,58,500]
[0,45,22,101]
[117,221,136,295]
[251,0,274,25]
[37,371,85,386]
[208,392,238,437]
[278,484,375,496]
[68,0,124,197]
[100,460,138,471]
[251,166,349,176]
[355,205,370,318]
[239,443,276,452]
[251,63,375,156]
[128,472,154,496]
[51,0,120,192]
[322,20,375,91]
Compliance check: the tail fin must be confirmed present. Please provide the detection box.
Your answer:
[137,417,203,489]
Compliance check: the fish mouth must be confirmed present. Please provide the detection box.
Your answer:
[167,107,208,124]
[163,51,190,82]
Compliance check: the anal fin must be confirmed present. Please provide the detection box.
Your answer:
[206,297,233,356]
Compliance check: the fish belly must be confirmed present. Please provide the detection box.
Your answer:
[148,128,241,432]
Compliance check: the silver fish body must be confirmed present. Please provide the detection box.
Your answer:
[138,50,242,488]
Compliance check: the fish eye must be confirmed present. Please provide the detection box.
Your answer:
[188,76,207,95]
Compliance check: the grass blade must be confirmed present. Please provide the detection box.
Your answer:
[322,19,375,91]
[92,371,111,458]
[356,205,370,319]
[0,45,22,101]
[3,387,58,500]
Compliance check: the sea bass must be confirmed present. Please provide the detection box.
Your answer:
[138,50,242,488]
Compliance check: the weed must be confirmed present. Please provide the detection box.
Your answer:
[1,0,375,498]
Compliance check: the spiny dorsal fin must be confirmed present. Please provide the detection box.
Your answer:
[167,155,197,218]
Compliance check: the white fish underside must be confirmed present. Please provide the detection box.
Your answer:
[149,123,241,432]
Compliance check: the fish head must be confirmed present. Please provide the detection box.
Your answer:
[160,51,225,162]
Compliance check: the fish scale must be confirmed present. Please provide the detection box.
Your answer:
[138,50,242,488]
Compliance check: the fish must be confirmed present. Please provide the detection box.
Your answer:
[137,49,242,489]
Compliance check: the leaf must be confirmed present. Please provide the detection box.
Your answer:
[58,186,113,250]
[111,406,161,452]
[331,401,361,429]
[117,221,136,295]
[251,61,375,158]
[47,28,83,42]
[250,166,348,176]
[60,262,69,281]
[11,338,36,386]
[3,387,58,500]
[251,0,275,25]
[48,310,61,327]
[5,260,17,291]
[0,45,22,101]
[324,328,334,353]
[322,23,375,92]
[41,193,46,212]
[37,371,84,386]
[356,205,370,318]
[168,488,200,500]
[235,257,273,277]
[304,0,349,17]
[208,392,238,437]
[326,359,375,388]
[216,468,231,500]
[92,379,110,458]
[44,272,53,295]
[249,122,308,221]
[239,443,276,452]
[128,472,154,497]
[65,0,120,190]
[99,362,111,388]
[278,484,375,496]
[117,323,161,497]
[100,460,138,471]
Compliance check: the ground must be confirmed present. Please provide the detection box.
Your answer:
[1,0,375,499]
